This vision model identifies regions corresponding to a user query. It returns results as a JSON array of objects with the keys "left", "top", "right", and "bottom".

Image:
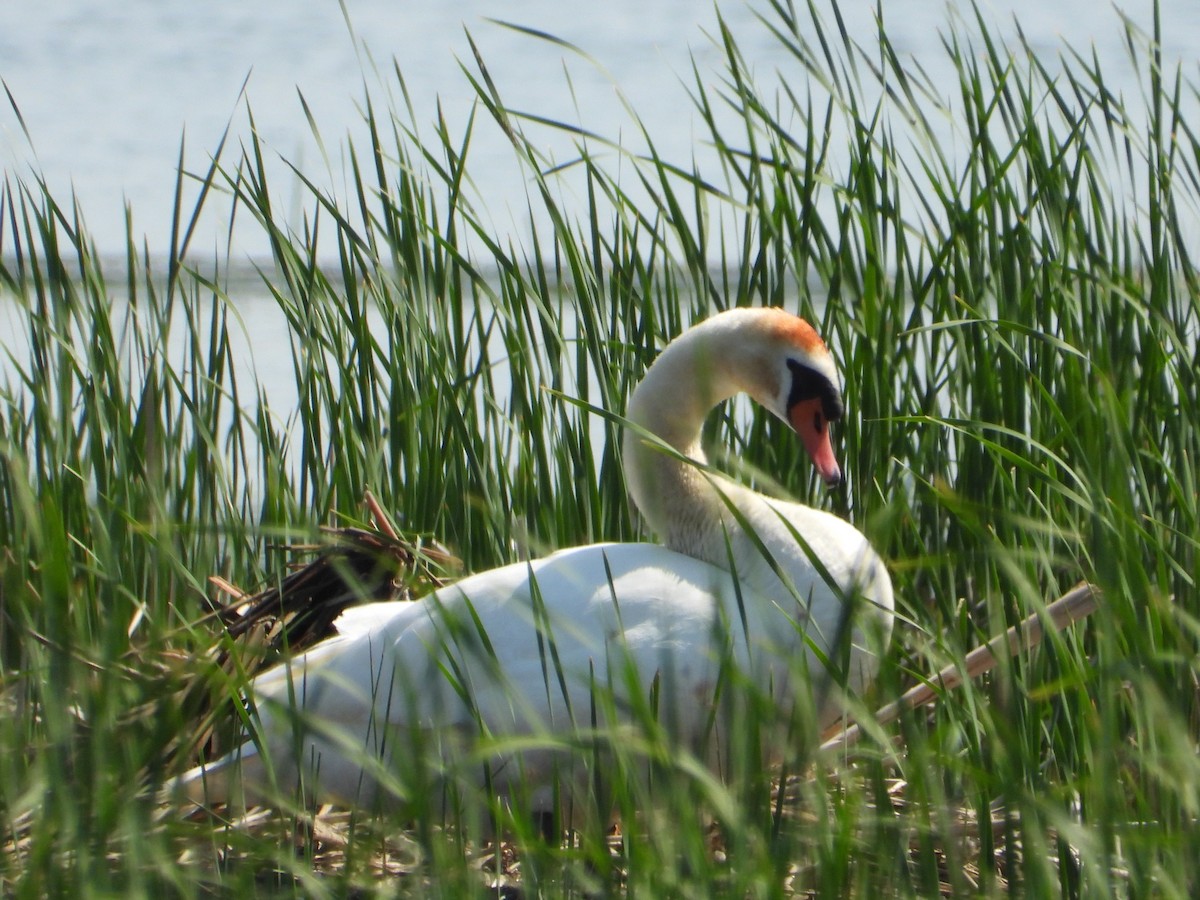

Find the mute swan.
[{"left": 178, "top": 307, "right": 894, "bottom": 819}]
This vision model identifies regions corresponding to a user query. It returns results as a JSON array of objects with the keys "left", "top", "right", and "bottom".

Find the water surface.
[{"left": 1, "top": 1, "right": 1192, "bottom": 262}]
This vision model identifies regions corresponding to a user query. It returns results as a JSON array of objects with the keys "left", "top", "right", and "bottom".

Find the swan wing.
[
  {"left": 195, "top": 542, "right": 877, "bottom": 809},
  {"left": 251, "top": 543, "right": 797, "bottom": 734}
]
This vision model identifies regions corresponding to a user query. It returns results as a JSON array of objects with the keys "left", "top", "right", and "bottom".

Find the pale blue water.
[{"left": 1, "top": 0, "right": 1195, "bottom": 262}]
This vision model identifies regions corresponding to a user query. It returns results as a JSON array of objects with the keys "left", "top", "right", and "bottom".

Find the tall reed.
[{"left": 0, "top": 0, "right": 1197, "bottom": 894}]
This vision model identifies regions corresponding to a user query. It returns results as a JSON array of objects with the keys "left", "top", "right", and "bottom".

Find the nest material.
[
  {"left": 212, "top": 527, "right": 438, "bottom": 655},
  {"left": 164, "top": 492, "right": 458, "bottom": 768},
  {"left": 209, "top": 493, "right": 457, "bottom": 659}
]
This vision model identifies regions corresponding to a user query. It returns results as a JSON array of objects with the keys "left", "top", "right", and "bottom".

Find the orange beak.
[{"left": 789, "top": 397, "right": 842, "bottom": 487}]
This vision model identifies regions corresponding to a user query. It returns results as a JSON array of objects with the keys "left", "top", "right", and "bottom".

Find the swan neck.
[
  {"left": 622, "top": 325, "right": 744, "bottom": 552},
  {"left": 628, "top": 325, "right": 742, "bottom": 450}
]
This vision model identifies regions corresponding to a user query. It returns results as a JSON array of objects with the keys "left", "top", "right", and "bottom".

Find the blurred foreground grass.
[{"left": 0, "top": 1, "right": 1197, "bottom": 895}]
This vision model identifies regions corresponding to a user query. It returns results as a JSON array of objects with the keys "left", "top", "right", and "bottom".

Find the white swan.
[{"left": 178, "top": 307, "right": 894, "bottom": 819}]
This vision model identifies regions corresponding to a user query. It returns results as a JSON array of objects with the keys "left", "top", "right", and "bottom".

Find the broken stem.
[{"left": 821, "top": 582, "right": 1100, "bottom": 753}]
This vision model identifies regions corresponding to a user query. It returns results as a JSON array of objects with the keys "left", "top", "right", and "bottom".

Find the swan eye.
[{"left": 785, "top": 358, "right": 844, "bottom": 422}]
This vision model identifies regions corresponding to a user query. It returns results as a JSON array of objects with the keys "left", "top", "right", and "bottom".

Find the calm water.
[{"left": 2, "top": 0, "right": 1196, "bottom": 262}]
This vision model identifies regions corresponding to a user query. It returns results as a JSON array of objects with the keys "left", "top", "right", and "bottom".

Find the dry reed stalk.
[{"left": 821, "top": 583, "right": 1101, "bottom": 753}]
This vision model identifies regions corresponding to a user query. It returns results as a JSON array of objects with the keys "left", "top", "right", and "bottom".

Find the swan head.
[
  {"left": 624, "top": 307, "right": 848, "bottom": 517},
  {"left": 731, "top": 308, "right": 845, "bottom": 487}
]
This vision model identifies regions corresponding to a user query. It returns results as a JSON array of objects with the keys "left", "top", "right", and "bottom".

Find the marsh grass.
[{"left": 1, "top": 0, "right": 1198, "bottom": 895}]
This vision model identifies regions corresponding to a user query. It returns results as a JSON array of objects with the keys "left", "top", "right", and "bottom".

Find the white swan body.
[{"left": 178, "top": 307, "right": 894, "bottom": 815}]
